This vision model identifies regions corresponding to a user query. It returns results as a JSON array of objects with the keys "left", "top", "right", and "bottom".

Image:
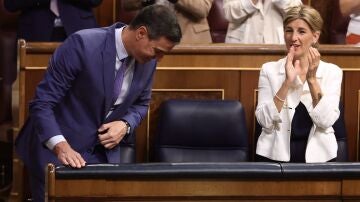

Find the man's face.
[{"left": 133, "top": 26, "right": 176, "bottom": 64}]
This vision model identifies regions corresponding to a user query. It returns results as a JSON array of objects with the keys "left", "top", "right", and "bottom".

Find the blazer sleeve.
[
  {"left": 272, "top": 0, "right": 303, "bottom": 14},
  {"left": 223, "top": 0, "right": 258, "bottom": 24},
  {"left": 120, "top": 61, "right": 157, "bottom": 134},
  {"left": 29, "top": 34, "right": 84, "bottom": 143},
  {"left": 308, "top": 63, "right": 343, "bottom": 129},
  {"left": 255, "top": 62, "right": 283, "bottom": 133}
]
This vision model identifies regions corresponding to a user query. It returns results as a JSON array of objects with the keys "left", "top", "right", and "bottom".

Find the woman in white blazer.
[{"left": 255, "top": 5, "right": 343, "bottom": 163}]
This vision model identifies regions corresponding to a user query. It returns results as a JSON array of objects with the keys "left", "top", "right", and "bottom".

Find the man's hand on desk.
[{"left": 53, "top": 141, "right": 86, "bottom": 168}]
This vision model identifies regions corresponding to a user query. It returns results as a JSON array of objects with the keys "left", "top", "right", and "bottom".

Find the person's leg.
[{"left": 28, "top": 172, "right": 45, "bottom": 202}]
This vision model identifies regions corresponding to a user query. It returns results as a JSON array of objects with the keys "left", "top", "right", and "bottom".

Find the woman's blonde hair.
[{"left": 284, "top": 5, "right": 323, "bottom": 47}]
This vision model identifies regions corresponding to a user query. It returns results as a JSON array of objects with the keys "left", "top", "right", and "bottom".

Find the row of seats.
[{"left": 119, "top": 99, "right": 348, "bottom": 163}]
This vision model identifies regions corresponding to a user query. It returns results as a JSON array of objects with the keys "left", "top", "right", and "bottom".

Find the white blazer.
[
  {"left": 223, "top": 0, "right": 302, "bottom": 44},
  {"left": 255, "top": 58, "right": 343, "bottom": 162}
]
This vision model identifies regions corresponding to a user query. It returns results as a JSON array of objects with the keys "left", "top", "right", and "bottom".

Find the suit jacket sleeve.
[
  {"left": 120, "top": 61, "right": 157, "bottom": 134},
  {"left": 255, "top": 62, "right": 282, "bottom": 133},
  {"left": 29, "top": 34, "right": 83, "bottom": 143},
  {"left": 308, "top": 63, "right": 342, "bottom": 129}
]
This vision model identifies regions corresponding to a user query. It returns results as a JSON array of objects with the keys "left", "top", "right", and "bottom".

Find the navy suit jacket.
[
  {"left": 4, "top": 0, "right": 102, "bottom": 41},
  {"left": 15, "top": 23, "right": 157, "bottom": 179}
]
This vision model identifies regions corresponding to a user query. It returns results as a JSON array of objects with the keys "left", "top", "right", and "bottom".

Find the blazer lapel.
[
  {"left": 102, "top": 23, "right": 123, "bottom": 118},
  {"left": 102, "top": 50, "right": 115, "bottom": 117}
]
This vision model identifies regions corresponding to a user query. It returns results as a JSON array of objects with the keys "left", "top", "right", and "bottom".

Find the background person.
[
  {"left": 339, "top": 0, "right": 360, "bottom": 45},
  {"left": 223, "top": 0, "right": 302, "bottom": 44},
  {"left": 4, "top": 0, "right": 103, "bottom": 41},
  {"left": 124, "top": 0, "right": 213, "bottom": 43}
]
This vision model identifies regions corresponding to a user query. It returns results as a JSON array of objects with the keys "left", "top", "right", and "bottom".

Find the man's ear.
[{"left": 135, "top": 26, "right": 148, "bottom": 41}]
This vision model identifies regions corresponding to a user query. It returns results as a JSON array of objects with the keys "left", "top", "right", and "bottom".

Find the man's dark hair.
[{"left": 129, "top": 4, "right": 182, "bottom": 43}]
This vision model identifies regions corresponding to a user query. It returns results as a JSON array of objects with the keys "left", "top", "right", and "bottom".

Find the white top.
[
  {"left": 255, "top": 58, "right": 343, "bottom": 162},
  {"left": 347, "top": 14, "right": 360, "bottom": 35}
]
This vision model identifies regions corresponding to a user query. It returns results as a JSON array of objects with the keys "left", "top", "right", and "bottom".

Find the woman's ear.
[
  {"left": 313, "top": 31, "right": 320, "bottom": 44},
  {"left": 311, "top": 31, "right": 320, "bottom": 48}
]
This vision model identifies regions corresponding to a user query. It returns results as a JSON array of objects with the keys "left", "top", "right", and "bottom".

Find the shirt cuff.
[{"left": 45, "top": 135, "right": 66, "bottom": 150}]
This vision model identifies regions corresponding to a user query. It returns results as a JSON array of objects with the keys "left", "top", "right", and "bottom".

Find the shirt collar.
[{"left": 115, "top": 26, "right": 129, "bottom": 61}]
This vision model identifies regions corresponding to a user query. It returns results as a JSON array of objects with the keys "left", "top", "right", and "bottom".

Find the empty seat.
[{"left": 152, "top": 99, "right": 249, "bottom": 162}]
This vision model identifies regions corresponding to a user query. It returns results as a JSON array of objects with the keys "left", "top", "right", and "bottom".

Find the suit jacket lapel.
[{"left": 102, "top": 23, "right": 125, "bottom": 119}]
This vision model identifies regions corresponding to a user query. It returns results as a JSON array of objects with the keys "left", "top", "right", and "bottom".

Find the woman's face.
[{"left": 284, "top": 19, "right": 320, "bottom": 60}]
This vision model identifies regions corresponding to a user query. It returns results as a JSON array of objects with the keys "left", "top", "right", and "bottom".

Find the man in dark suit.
[
  {"left": 15, "top": 5, "right": 182, "bottom": 201},
  {"left": 4, "top": 0, "right": 102, "bottom": 41}
]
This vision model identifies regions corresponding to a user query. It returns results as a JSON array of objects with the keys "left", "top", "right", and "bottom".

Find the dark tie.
[{"left": 113, "top": 57, "right": 129, "bottom": 102}]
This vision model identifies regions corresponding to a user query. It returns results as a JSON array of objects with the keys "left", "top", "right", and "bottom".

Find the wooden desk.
[
  {"left": 10, "top": 40, "right": 360, "bottom": 201},
  {"left": 46, "top": 162, "right": 360, "bottom": 202}
]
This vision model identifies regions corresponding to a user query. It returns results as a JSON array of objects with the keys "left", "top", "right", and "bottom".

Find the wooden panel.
[
  {"left": 12, "top": 42, "right": 360, "bottom": 201},
  {"left": 13, "top": 43, "right": 360, "bottom": 161},
  {"left": 53, "top": 179, "right": 341, "bottom": 198},
  {"left": 343, "top": 72, "right": 360, "bottom": 161},
  {"left": 94, "top": 0, "right": 115, "bottom": 27},
  {"left": 45, "top": 163, "right": 352, "bottom": 202},
  {"left": 342, "top": 179, "right": 360, "bottom": 197}
]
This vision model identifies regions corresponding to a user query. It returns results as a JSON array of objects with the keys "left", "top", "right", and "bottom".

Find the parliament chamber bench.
[
  {"left": 9, "top": 40, "right": 360, "bottom": 201},
  {"left": 47, "top": 162, "right": 360, "bottom": 201}
]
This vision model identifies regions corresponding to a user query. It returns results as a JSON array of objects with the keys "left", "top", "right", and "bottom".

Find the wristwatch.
[{"left": 124, "top": 121, "right": 131, "bottom": 135}]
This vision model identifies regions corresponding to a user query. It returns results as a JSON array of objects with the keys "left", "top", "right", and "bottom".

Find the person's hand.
[
  {"left": 53, "top": 141, "right": 86, "bottom": 168},
  {"left": 98, "top": 121, "right": 128, "bottom": 149},
  {"left": 306, "top": 47, "right": 320, "bottom": 83},
  {"left": 284, "top": 46, "right": 301, "bottom": 86},
  {"left": 252, "top": 0, "right": 259, "bottom": 4}
]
